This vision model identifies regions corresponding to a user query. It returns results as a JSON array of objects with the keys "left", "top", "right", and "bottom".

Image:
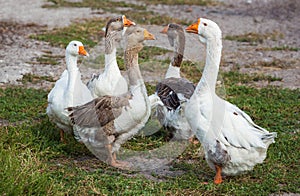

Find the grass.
[
  {"left": 30, "top": 18, "right": 106, "bottom": 48},
  {"left": 44, "top": 0, "right": 146, "bottom": 11},
  {"left": 257, "top": 45, "right": 299, "bottom": 52},
  {"left": 225, "top": 31, "right": 284, "bottom": 44},
  {"left": 43, "top": 0, "right": 190, "bottom": 26},
  {"left": 8, "top": 1, "right": 300, "bottom": 194},
  {"left": 20, "top": 73, "right": 55, "bottom": 84},
  {"left": 1, "top": 71, "right": 299, "bottom": 195},
  {"left": 139, "top": 0, "right": 218, "bottom": 6},
  {"left": 245, "top": 59, "right": 297, "bottom": 69}
]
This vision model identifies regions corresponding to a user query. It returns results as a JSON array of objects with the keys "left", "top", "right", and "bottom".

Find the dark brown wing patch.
[{"left": 156, "top": 77, "right": 195, "bottom": 111}]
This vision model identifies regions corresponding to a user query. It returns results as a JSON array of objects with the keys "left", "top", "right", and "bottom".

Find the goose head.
[
  {"left": 161, "top": 23, "right": 185, "bottom": 50},
  {"left": 66, "top": 40, "right": 89, "bottom": 57},
  {"left": 186, "top": 18, "right": 222, "bottom": 43},
  {"left": 105, "top": 15, "right": 135, "bottom": 37},
  {"left": 124, "top": 26, "right": 156, "bottom": 51}
]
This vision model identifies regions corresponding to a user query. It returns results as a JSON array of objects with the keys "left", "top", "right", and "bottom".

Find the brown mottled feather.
[{"left": 67, "top": 92, "right": 132, "bottom": 128}]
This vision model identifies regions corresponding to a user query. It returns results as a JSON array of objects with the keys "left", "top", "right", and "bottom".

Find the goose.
[
  {"left": 149, "top": 24, "right": 195, "bottom": 141},
  {"left": 46, "top": 40, "right": 92, "bottom": 142},
  {"left": 185, "top": 18, "right": 277, "bottom": 184},
  {"left": 87, "top": 15, "right": 135, "bottom": 98},
  {"left": 67, "top": 27, "right": 155, "bottom": 168}
]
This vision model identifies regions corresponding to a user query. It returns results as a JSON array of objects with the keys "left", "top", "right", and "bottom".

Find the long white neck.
[
  {"left": 165, "top": 34, "right": 184, "bottom": 79},
  {"left": 196, "top": 37, "right": 222, "bottom": 93},
  {"left": 104, "top": 48, "right": 121, "bottom": 75},
  {"left": 65, "top": 53, "right": 79, "bottom": 105},
  {"left": 104, "top": 31, "right": 121, "bottom": 75},
  {"left": 165, "top": 63, "right": 180, "bottom": 78}
]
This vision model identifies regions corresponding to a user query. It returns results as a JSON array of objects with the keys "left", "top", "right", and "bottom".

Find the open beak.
[
  {"left": 186, "top": 19, "right": 199, "bottom": 34},
  {"left": 160, "top": 25, "right": 169, "bottom": 34},
  {"left": 144, "top": 30, "right": 156, "bottom": 40},
  {"left": 123, "top": 15, "right": 136, "bottom": 27},
  {"left": 78, "top": 46, "right": 89, "bottom": 57}
]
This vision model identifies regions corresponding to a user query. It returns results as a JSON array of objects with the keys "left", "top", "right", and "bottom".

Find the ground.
[
  {"left": 0, "top": 0, "right": 299, "bottom": 89},
  {"left": 0, "top": 0, "right": 299, "bottom": 194}
]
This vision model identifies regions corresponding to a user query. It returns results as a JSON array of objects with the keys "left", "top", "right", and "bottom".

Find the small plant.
[
  {"left": 257, "top": 46, "right": 299, "bottom": 52},
  {"left": 30, "top": 18, "right": 106, "bottom": 48},
  {"left": 20, "top": 73, "right": 55, "bottom": 84},
  {"left": 225, "top": 31, "right": 284, "bottom": 44},
  {"left": 139, "top": 0, "right": 218, "bottom": 6},
  {"left": 43, "top": 0, "right": 146, "bottom": 11}
]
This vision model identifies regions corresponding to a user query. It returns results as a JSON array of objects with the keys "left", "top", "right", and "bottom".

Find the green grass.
[
  {"left": 43, "top": 0, "right": 190, "bottom": 26},
  {"left": 5, "top": 2, "right": 300, "bottom": 194},
  {"left": 0, "top": 71, "right": 299, "bottom": 195},
  {"left": 258, "top": 45, "right": 299, "bottom": 52},
  {"left": 139, "top": 0, "right": 218, "bottom": 6},
  {"left": 44, "top": 0, "right": 146, "bottom": 11},
  {"left": 30, "top": 18, "right": 106, "bottom": 48},
  {"left": 225, "top": 31, "right": 284, "bottom": 44},
  {"left": 20, "top": 73, "right": 55, "bottom": 84}
]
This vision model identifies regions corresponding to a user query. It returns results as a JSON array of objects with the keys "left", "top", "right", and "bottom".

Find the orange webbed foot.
[{"left": 214, "top": 165, "right": 223, "bottom": 184}]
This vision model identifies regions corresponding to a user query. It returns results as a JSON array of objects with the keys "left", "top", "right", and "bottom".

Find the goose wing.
[
  {"left": 215, "top": 100, "right": 276, "bottom": 150},
  {"left": 156, "top": 77, "right": 195, "bottom": 110},
  {"left": 67, "top": 93, "right": 132, "bottom": 128}
]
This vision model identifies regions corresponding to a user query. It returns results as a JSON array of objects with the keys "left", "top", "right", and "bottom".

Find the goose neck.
[
  {"left": 196, "top": 37, "right": 222, "bottom": 93},
  {"left": 125, "top": 45, "right": 143, "bottom": 86},
  {"left": 104, "top": 48, "right": 120, "bottom": 74},
  {"left": 65, "top": 53, "right": 78, "bottom": 72},
  {"left": 105, "top": 31, "right": 118, "bottom": 55},
  {"left": 65, "top": 53, "right": 79, "bottom": 104},
  {"left": 171, "top": 34, "right": 185, "bottom": 68}
]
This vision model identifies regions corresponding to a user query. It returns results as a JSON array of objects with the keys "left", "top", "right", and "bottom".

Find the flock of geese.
[{"left": 46, "top": 15, "right": 277, "bottom": 184}]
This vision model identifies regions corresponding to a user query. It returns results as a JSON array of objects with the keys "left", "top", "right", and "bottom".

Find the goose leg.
[
  {"left": 60, "top": 130, "right": 66, "bottom": 143},
  {"left": 214, "top": 165, "right": 223, "bottom": 184},
  {"left": 106, "top": 145, "right": 129, "bottom": 169}
]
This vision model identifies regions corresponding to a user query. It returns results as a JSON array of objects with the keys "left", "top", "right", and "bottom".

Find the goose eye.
[
  {"left": 203, "top": 23, "right": 207, "bottom": 26},
  {"left": 74, "top": 43, "right": 77, "bottom": 46},
  {"left": 117, "top": 18, "right": 120, "bottom": 22}
]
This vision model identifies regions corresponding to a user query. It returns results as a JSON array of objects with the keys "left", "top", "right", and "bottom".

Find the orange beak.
[
  {"left": 78, "top": 46, "right": 89, "bottom": 56},
  {"left": 123, "top": 15, "right": 136, "bottom": 27},
  {"left": 186, "top": 18, "right": 200, "bottom": 34},
  {"left": 144, "top": 30, "right": 156, "bottom": 40},
  {"left": 160, "top": 25, "right": 169, "bottom": 34}
]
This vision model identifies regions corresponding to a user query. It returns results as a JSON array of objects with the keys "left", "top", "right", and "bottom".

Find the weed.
[
  {"left": 20, "top": 73, "right": 55, "bottom": 84},
  {"left": 139, "top": 0, "right": 218, "bottom": 6},
  {"left": 257, "top": 46, "right": 299, "bottom": 52},
  {"left": 225, "top": 31, "right": 284, "bottom": 44},
  {"left": 30, "top": 18, "right": 106, "bottom": 48},
  {"left": 44, "top": 0, "right": 146, "bottom": 11}
]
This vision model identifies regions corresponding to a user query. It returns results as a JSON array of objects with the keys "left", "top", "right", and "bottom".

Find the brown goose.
[{"left": 67, "top": 26, "right": 155, "bottom": 168}]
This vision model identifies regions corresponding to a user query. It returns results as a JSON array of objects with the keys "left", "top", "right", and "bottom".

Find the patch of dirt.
[{"left": 1, "top": 0, "right": 299, "bottom": 89}]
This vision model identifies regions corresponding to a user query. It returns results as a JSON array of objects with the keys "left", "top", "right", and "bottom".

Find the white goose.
[
  {"left": 150, "top": 24, "right": 195, "bottom": 141},
  {"left": 87, "top": 15, "right": 135, "bottom": 98},
  {"left": 46, "top": 40, "right": 92, "bottom": 142},
  {"left": 185, "top": 18, "right": 277, "bottom": 184},
  {"left": 67, "top": 27, "right": 155, "bottom": 168}
]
